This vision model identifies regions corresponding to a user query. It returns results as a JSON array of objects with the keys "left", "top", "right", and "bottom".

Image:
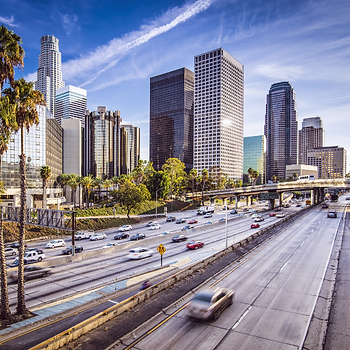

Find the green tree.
[
  {"left": 235, "top": 179, "right": 243, "bottom": 188},
  {"left": 57, "top": 173, "right": 71, "bottom": 198},
  {"left": 111, "top": 180, "right": 150, "bottom": 218},
  {"left": 146, "top": 170, "right": 170, "bottom": 200},
  {"left": 271, "top": 175, "right": 277, "bottom": 183},
  {"left": 67, "top": 174, "right": 78, "bottom": 209},
  {"left": 162, "top": 158, "right": 186, "bottom": 198},
  {"left": 251, "top": 170, "right": 259, "bottom": 186},
  {"left": 102, "top": 178, "right": 112, "bottom": 203},
  {"left": 93, "top": 177, "right": 102, "bottom": 203},
  {"left": 188, "top": 168, "right": 198, "bottom": 207},
  {"left": 131, "top": 159, "right": 148, "bottom": 185},
  {"left": 40, "top": 165, "right": 51, "bottom": 209},
  {"left": 3, "top": 77, "right": 45, "bottom": 316},
  {"left": 81, "top": 175, "right": 94, "bottom": 209},
  {"left": 293, "top": 172, "right": 298, "bottom": 180},
  {"left": 201, "top": 168, "right": 209, "bottom": 205}
]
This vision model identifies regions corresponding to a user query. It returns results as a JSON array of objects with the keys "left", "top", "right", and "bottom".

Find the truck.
[
  {"left": 197, "top": 206, "right": 215, "bottom": 215},
  {"left": 331, "top": 194, "right": 338, "bottom": 202},
  {"left": 74, "top": 230, "right": 93, "bottom": 240},
  {"left": 305, "top": 199, "right": 311, "bottom": 206},
  {"left": 11, "top": 250, "right": 46, "bottom": 266}
]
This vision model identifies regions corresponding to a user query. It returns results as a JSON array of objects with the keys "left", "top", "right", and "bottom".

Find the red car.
[
  {"left": 269, "top": 212, "right": 276, "bottom": 217},
  {"left": 251, "top": 223, "right": 260, "bottom": 229},
  {"left": 188, "top": 219, "right": 198, "bottom": 224},
  {"left": 187, "top": 241, "right": 204, "bottom": 249}
]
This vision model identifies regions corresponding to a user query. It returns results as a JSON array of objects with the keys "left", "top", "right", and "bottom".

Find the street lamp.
[
  {"left": 155, "top": 187, "right": 164, "bottom": 218},
  {"left": 225, "top": 198, "right": 228, "bottom": 248}
]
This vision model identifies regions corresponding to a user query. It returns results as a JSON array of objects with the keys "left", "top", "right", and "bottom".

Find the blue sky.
[{"left": 2, "top": 0, "right": 350, "bottom": 168}]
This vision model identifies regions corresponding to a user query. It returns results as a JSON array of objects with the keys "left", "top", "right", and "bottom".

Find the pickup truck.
[
  {"left": 74, "top": 231, "right": 93, "bottom": 240},
  {"left": 11, "top": 250, "right": 46, "bottom": 266}
]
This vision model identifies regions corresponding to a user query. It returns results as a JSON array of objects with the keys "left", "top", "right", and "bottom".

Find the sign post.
[{"left": 157, "top": 244, "right": 166, "bottom": 266}]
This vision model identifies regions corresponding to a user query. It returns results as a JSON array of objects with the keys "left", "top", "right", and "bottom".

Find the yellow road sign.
[{"left": 157, "top": 244, "right": 166, "bottom": 255}]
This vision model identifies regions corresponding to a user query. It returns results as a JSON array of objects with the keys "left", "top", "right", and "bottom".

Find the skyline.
[{"left": 2, "top": 0, "right": 349, "bottom": 171}]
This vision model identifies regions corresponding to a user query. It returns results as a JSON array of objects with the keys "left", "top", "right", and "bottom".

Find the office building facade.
[
  {"left": 264, "top": 81, "right": 298, "bottom": 181},
  {"left": 307, "top": 146, "right": 347, "bottom": 179},
  {"left": 150, "top": 68, "right": 194, "bottom": 171},
  {"left": 298, "top": 116, "right": 324, "bottom": 165},
  {"left": 84, "top": 107, "right": 121, "bottom": 178},
  {"left": 55, "top": 85, "right": 87, "bottom": 125},
  {"left": 193, "top": 48, "right": 244, "bottom": 180},
  {"left": 35, "top": 35, "right": 65, "bottom": 116},
  {"left": 120, "top": 125, "right": 140, "bottom": 175},
  {"left": 243, "top": 135, "right": 266, "bottom": 185}
]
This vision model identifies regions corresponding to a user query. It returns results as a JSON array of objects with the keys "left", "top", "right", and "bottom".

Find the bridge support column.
[
  {"left": 279, "top": 193, "right": 283, "bottom": 207},
  {"left": 246, "top": 195, "right": 251, "bottom": 207},
  {"left": 268, "top": 199, "right": 275, "bottom": 209},
  {"left": 235, "top": 195, "right": 241, "bottom": 209},
  {"left": 250, "top": 196, "right": 254, "bottom": 205},
  {"left": 319, "top": 188, "right": 325, "bottom": 202},
  {"left": 310, "top": 190, "right": 315, "bottom": 205}
]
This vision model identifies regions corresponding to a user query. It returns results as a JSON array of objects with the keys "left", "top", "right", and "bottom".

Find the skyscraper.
[
  {"left": 298, "top": 116, "right": 324, "bottom": 165},
  {"left": 120, "top": 125, "right": 140, "bottom": 175},
  {"left": 36, "top": 35, "right": 65, "bottom": 115},
  {"left": 193, "top": 48, "right": 244, "bottom": 180},
  {"left": 150, "top": 68, "right": 194, "bottom": 171},
  {"left": 55, "top": 85, "right": 87, "bottom": 125},
  {"left": 264, "top": 81, "right": 298, "bottom": 180}
]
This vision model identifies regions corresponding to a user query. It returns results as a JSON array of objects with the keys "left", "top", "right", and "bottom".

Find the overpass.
[{"left": 187, "top": 178, "right": 350, "bottom": 209}]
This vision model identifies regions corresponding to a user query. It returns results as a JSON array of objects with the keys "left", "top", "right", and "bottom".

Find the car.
[
  {"left": 114, "top": 232, "right": 129, "bottom": 240},
  {"left": 269, "top": 212, "right": 276, "bottom": 217},
  {"left": 346, "top": 197, "right": 350, "bottom": 200},
  {"left": 130, "top": 233, "right": 146, "bottom": 240},
  {"left": 276, "top": 213, "right": 285, "bottom": 218},
  {"left": 187, "top": 287, "right": 234, "bottom": 320},
  {"left": 284, "top": 204, "right": 290, "bottom": 208},
  {"left": 172, "top": 234, "right": 188, "bottom": 242},
  {"left": 119, "top": 225, "right": 132, "bottom": 232},
  {"left": 188, "top": 219, "right": 198, "bottom": 224},
  {"left": 222, "top": 206, "right": 230, "bottom": 210},
  {"left": 166, "top": 216, "right": 176, "bottom": 222},
  {"left": 251, "top": 223, "right": 260, "bottom": 228},
  {"left": 127, "top": 247, "right": 154, "bottom": 259},
  {"left": 242, "top": 208, "right": 249, "bottom": 212},
  {"left": 74, "top": 231, "right": 93, "bottom": 240},
  {"left": 327, "top": 211, "right": 337, "bottom": 218},
  {"left": 9, "top": 265, "right": 52, "bottom": 282},
  {"left": 146, "top": 221, "right": 158, "bottom": 227},
  {"left": 46, "top": 239, "right": 65, "bottom": 248},
  {"left": 62, "top": 245, "right": 84, "bottom": 255},
  {"left": 149, "top": 223, "right": 162, "bottom": 230},
  {"left": 219, "top": 218, "right": 226, "bottom": 223},
  {"left": 90, "top": 233, "right": 107, "bottom": 241},
  {"left": 274, "top": 207, "right": 282, "bottom": 211},
  {"left": 230, "top": 209, "right": 238, "bottom": 214},
  {"left": 322, "top": 204, "right": 329, "bottom": 208},
  {"left": 176, "top": 218, "right": 186, "bottom": 224},
  {"left": 203, "top": 213, "right": 212, "bottom": 218},
  {"left": 187, "top": 241, "right": 204, "bottom": 249},
  {"left": 9, "top": 242, "right": 27, "bottom": 249},
  {"left": 161, "top": 231, "right": 170, "bottom": 235},
  {"left": 182, "top": 225, "right": 194, "bottom": 231},
  {"left": 251, "top": 214, "right": 260, "bottom": 219},
  {"left": 102, "top": 242, "right": 119, "bottom": 249},
  {"left": 205, "top": 221, "right": 213, "bottom": 225},
  {"left": 254, "top": 216, "right": 264, "bottom": 222},
  {"left": 296, "top": 203, "right": 302, "bottom": 207},
  {"left": 5, "top": 247, "right": 17, "bottom": 257}
]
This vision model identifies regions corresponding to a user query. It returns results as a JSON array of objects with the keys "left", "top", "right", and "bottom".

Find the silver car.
[
  {"left": 5, "top": 247, "right": 17, "bottom": 257},
  {"left": 90, "top": 233, "right": 107, "bottom": 241}
]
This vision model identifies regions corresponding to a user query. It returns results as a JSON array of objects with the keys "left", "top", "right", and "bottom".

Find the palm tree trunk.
[
  {"left": 42, "top": 180, "right": 47, "bottom": 209},
  {"left": 17, "top": 127, "right": 28, "bottom": 315}
]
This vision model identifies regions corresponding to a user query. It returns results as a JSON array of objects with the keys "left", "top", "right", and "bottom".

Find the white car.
[
  {"left": 276, "top": 213, "right": 285, "bottom": 218},
  {"left": 46, "top": 239, "right": 65, "bottom": 248},
  {"left": 90, "top": 233, "right": 107, "bottom": 241},
  {"left": 127, "top": 247, "right": 154, "bottom": 260},
  {"left": 251, "top": 213, "right": 260, "bottom": 219},
  {"left": 149, "top": 224, "right": 161, "bottom": 230},
  {"left": 5, "top": 247, "right": 17, "bottom": 257},
  {"left": 203, "top": 213, "right": 212, "bottom": 218},
  {"left": 102, "top": 242, "right": 119, "bottom": 249},
  {"left": 119, "top": 225, "right": 132, "bottom": 232}
]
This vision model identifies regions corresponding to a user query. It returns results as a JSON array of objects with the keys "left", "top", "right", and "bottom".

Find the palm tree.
[
  {"left": 81, "top": 175, "right": 94, "bottom": 209},
  {"left": 3, "top": 78, "right": 45, "bottom": 316},
  {"left": 189, "top": 169, "right": 197, "bottom": 208},
  {"left": 67, "top": 174, "right": 78, "bottom": 209},
  {"left": 57, "top": 173, "right": 71, "bottom": 198},
  {"left": 102, "top": 179, "right": 112, "bottom": 203},
  {"left": 252, "top": 170, "right": 259, "bottom": 186},
  {"left": 40, "top": 165, "right": 51, "bottom": 209},
  {"left": 93, "top": 177, "right": 102, "bottom": 203},
  {"left": 201, "top": 168, "right": 209, "bottom": 205},
  {"left": 0, "top": 24, "right": 24, "bottom": 322}
]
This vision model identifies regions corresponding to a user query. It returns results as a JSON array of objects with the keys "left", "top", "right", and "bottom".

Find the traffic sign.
[
  {"left": 259, "top": 192, "right": 279, "bottom": 200},
  {"left": 157, "top": 244, "right": 166, "bottom": 255}
]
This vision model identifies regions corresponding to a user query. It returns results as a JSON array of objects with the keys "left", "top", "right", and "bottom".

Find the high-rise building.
[
  {"left": 120, "top": 125, "right": 140, "bottom": 175},
  {"left": 55, "top": 85, "right": 87, "bottom": 126},
  {"left": 193, "top": 48, "right": 244, "bottom": 180},
  {"left": 84, "top": 107, "right": 121, "bottom": 178},
  {"left": 243, "top": 135, "right": 266, "bottom": 185},
  {"left": 307, "top": 146, "right": 347, "bottom": 179},
  {"left": 36, "top": 35, "right": 65, "bottom": 116},
  {"left": 298, "top": 116, "right": 324, "bottom": 165},
  {"left": 264, "top": 81, "right": 298, "bottom": 180},
  {"left": 149, "top": 68, "right": 194, "bottom": 171}
]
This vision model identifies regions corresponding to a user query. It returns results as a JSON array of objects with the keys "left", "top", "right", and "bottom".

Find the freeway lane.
[{"left": 112, "top": 202, "right": 344, "bottom": 350}]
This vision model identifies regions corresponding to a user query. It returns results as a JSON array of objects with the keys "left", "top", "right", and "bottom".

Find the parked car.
[
  {"left": 46, "top": 239, "right": 65, "bottom": 248},
  {"left": 166, "top": 216, "right": 176, "bottom": 222},
  {"left": 127, "top": 247, "right": 154, "bottom": 259},
  {"left": 5, "top": 247, "right": 17, "bottom": 257},
  {"left": 203, "top": 213, "right": 212, "bottom": 218},
  {"left": 114, "top": 232, "right": 129, "bottom": 240},
  {"left": 176, "top": 218, "right": 186, "bottom": 224},
  {"left": 187, "top": 241, "right": 204, "bottom": 249},
  {"left": 182, "top": 225, "right": 194, "bottom": 231},
  {"left": 62, "top": 245, "right": 83, "bottom": 255},
  {"left": 251, "top": 223, "right": 260, "bottom": 228},
  {"left": 90, "top": 233, "right": 107, "bottom": 241},
  {"left": 130, "top": 233, "right": 146, "bottom": 240},
  {"left": 230, "top": 209, "right": 238, "bottom": 214},
  {"left": 187, "top": 287, "right": 234, "bottom": 320},
  {"left": 254, "top": 216, "right": 264, "bottom": 222},
  {"left": 276, "top": 213, "right": 285, "bottom": 218},
  {"left": 119, "top": 225, "right": 132, "bottom": 232},
  {"left": 149, "top": 223, "right": 161, "bottom": 230},
  {"left": 188, "top": 219, "right": 198, "bottom": 224},
  {"left": 269, "top": 212, "right": 276, "bottom": 217},
  {"left": 9, "top": 265, "right": 52, "bottom": 282},
  {"left": 322, "top": 204, "right": 329, "bottom": 208},
  {"left": 172, "top": 234, "right": 187, "bottom": 242},
  {"left": 102, "top": 242, "right": 119, "bottom": 249},
  {"left": 327, "top": 211, "right": 337, "bottom": 218}
]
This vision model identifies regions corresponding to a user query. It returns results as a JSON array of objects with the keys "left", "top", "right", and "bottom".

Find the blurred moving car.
[
  {"left": 119, "top": 225, "right": 132, "bottom": 232},
  {"left": 166, "top": 216, "right": 176, "bottom": 222},
  {"left": 274, "top": 207, "right": 282, "bottom": 212},
  {"left": 187, "top": 287, "right": 234, "bottom": 320},
  {"left": 203, "top": 213, "right": 212, "bottom": 218},
  {"left": 176, "top": 218, "right": 186, "bottom": 224},
  {"left": 102, "top": 242, "right": 119, "bottom": 249},
  {"left": 46, "top": 239, "right": 65, "bottom": 248},
  {"left": 269, "top": 213, "right": 276, "bottom": 217},
  {"left": 254, "top": 216, "right": 264, "bottom": 222},
  {"left": 230, "top": 209, "right": 238, "bottom": 214},
  {"left": 149, "top": 223, "right": 161, "bottom": 230},
  {"left": 9, "top": 242, "right": 27, "bottom": 249},
  {"left": 9, "top": 265, "right": 52, "bottom": 282},
  {"left": 204, "top": 221, "right": 212, "bottom": 225},
  {"left": 114, "top": 232, "right": 129, "bottom": 240},
  {"left": 219, "top": 218, "right": 226, "bottom": 223},
  {"left": 327, "top": 211, "right": 337, "bottom": 218},
  {"left": 172, "top": 234, "right": 187, "bottom": 242},
  {"left": 74, "top": 231, "right": 93, "bottom": 240},
  {"left": 187, "top": 241, "right": 204, "bottom": 249},
  {"left": 276, "top": 213, "right": 285, "bottom": 218},
  {"left": 5, "top": 247, "right": 17, "bottom": 257},
  {"left": 322, "top": 204, "right": 329, "bottom": 208},
  {"left": 251, "top": 223, "right": 260, "bottom": 228},
  {"left": 188, "top": 219, "right": 198, "bottom": 224},
  {"left": 127, "top": 247, "right": 154, "bottom": 259},
  {"left": 130, "top": 233, "right": 146, "bottom": 240},
  {"left": 182, "top": 225, "right": 194, "bottom": 231},
  {"left": 90, "top": 233, "right": 107, "bottom": 241},
  {"left": 62, "top": 246, "right": 83, "bottom": 255}
]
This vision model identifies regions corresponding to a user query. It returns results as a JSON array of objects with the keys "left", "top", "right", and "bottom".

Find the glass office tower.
[{"left": 120, "top": 125, "right": 140, "bottom": 175}]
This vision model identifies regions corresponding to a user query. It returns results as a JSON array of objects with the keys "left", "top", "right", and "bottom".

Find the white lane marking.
[
  {"left": 232, "top": 306, "right": 251, "bottom": 329},
  {"left": 280, "top": 262, "right": 288, "bottom": 271},
  {"left": 108, "top": 300, "right": 119, "bottom": 305}
]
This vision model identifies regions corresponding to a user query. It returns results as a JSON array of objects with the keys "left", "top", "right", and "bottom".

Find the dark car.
[
  {"left": 176, "top": 218, "right": 186, "bottom": 224},
  {"left": 182, "top": 225, "right": 194, "bottom": 231},
  {"left": 172, "top": 234, "right": 187, "bottom": 242},
  {"left": 322, "top": 204, "right": 329, "bottom": 208},
  {"left": 114, "top": 232, "right": 129, "bottom": 240},
  {"left": 130, "top": 233, "right": 146, "bottom": 241},
  {"left": 166, "top": 216, "right": 176, "bottom": 222},
  {"left": 10, "top": 265, "right": 52, "bottom": 282},
  {"left": 230, "top": 209, "right": 238, "bottom": 214},
  {"left": 274, "top": 207, "right": 282, "bottom": 211},
  {"left": 62, "top": 246, "right": 83, "bottom": 255},
  {"left": 10, "top": 242, "right": 27, "bottom": 249}
]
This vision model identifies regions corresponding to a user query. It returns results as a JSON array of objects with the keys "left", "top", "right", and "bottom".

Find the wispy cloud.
[
  {"left": 61, "top": 0, "right": 215, "bottom": 88},
  {"left": 60, "top": 13, "right": 80, "bottom": 35},
  {"left": 255, "top": 63, "right": 305, "bottom": 81},
  {"left": 0, "top": 15, "right": 19, "bottom": 27}
]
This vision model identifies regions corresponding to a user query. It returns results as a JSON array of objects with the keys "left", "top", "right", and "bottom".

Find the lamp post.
[
  {"left": 225, "top": 198, "right": 228, "bottom": 248},
  {"left": 155, "top": 187, "right": 164, "bottom": 218}
]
